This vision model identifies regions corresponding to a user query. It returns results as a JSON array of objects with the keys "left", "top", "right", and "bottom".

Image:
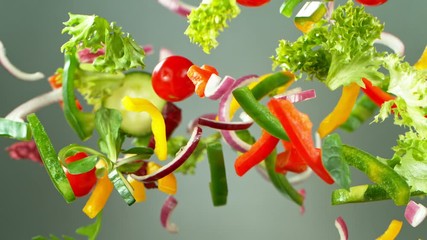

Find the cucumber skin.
[
  {"left": 108, "top": 169, "right": 135, "bottom": 206},
  {"left": 103, "top": 71, "right": 166, "bottom": 137}
]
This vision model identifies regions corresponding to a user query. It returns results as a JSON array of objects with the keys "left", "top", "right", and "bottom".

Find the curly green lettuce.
[
  {"left": 61, "top": 13, "right": 145, "bottom": 73},
  {"left": 185, "top": 0, "right": 240, "bottom": 54},
  {"left": 272, "top": 0, "right": 385, "bottom": 90}
]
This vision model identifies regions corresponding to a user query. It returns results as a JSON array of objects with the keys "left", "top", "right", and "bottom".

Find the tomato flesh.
[
  {"left": 355, "top": 0, "right": 387, "bottom": 6},
  {"left": 65, "top": 152, "right": 97, "bottom": 197},
  {"left": 152, "top": 56, "right": 195, "bottom": 102},
  {"left": 237, "top": 0, "right": 270, "bottom": 7}
]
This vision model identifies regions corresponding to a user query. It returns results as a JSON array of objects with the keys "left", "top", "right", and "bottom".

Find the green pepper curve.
[
  {"left": 341, "top": 145, "right": 410, "bottom": 206},
  {"left": 0, "top": 118, "right": 31, "bottom": 140},
  {"left": 265, "top": 150, "right": 304, "bottom": 206},
  {"left": 280, "top": 0, "right": 303, "bottom": 18},
  {"left": 232, "top": 87, "right": 289, "bottom": 141},
  {"left": 340, "top": 95, "right": 378, "bottom": 132},
  {"left": 207, "top": 141, "right": 228, "bottom": 207},
  {"left": 63, "top": 53, "right": 95, "bottom": 141},
  {"left": 250, "top": 71, "right": 293, "bottom": 99},
  {"left": 27, "top": 113, "right": 75, "bottom": 203}
]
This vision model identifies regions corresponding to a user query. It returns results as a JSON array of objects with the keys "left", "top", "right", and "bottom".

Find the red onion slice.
[
  {"left": 299, "top": 189, "right": 306, "bottom": 215},
  {"left": 375, "top": 32, "right": 405, "bottom": 57},
  {"left": 218, "top": 74, "right": 259, "bottom": 152},
  {"left": 158, "top": 0, "right": 194, "bottom": 17},
  {"left": 0, "top": 41, "right": 44, "bottom": 81},
  {"left": 274, "top": 89, "right": 316, "bottom": 103},
  {"left": 205, "top": 75, "right": 236, "bottom": 100},
  {"left": 335, "top": 216, "right": 349, "bottom": 240},
  {"left": 142, "top": 44, "right": 154, "bottom": 56},
  {"left": 131, "top": 126, "right": 202, "bottom": 182},
  {"left": 405, "top": 200, "right": 427, "bottom": 227},
  {"left": 160, "top": 195, "right": 179, "bottom": 233},
  {"left": 198, "top": 116, "right": 253, "bottom": 130}
]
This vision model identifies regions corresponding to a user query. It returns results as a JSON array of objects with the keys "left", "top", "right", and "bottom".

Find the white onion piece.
[
  {"left": 0, "top": 40, "right": 44, "bottom": 81},
  {"left": 405, "top": 200, "right": 427, "bottom": 227},
  {"left": 159, "top": 48, "right": 174, "bottom": 61},
  {"left": 335, "top": 216, "right": 349, "bottom": 240},
  {"left": 160, "top": 195, "right": 179, "bottom": 233},
  {"left": 375, "top": 32, "right": 405, "bottom": 57},
  {"left": 198, "top": 116, "right": 253, "bottom": 131},
  {"left": 274, "top": 89, "right": 316, "bottom": 103},
  {"left": 205, "top": 75, "right": 236, "bottom": 100},
  {"left": 239, "top": 111, "right": 253, "bottom": 123},
  {"left": 288, "top": 168, "right": 313, "bottom": 185},
  {"left": 131, "top": 126, "right": 202, "bottom": 182},
  {"left": 158, "top": 0, "right": 194, "bottom": 17},
  {"left": 6, "top": 88, "right": 63, "bottom": 122},
  {"left": 218, "top": 74, "right": 259, "bottom": 152}
]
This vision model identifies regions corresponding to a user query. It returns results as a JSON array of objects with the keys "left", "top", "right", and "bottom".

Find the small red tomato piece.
[
  {"left": 152, "top": 55, "right": 195, "bottom": 102},
  {"left": 65, "top": 152, "right": 97, "bottom": 197},
  {"left": 237, "top": 0, "right": 270, "bottom": 7},
  {"left": 355, "top": 0, "right": 387, "bottom": 6}
]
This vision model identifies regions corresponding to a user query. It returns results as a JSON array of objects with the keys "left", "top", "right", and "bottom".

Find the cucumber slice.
[
  {"left": 103, "top": 71, "right": 166, "bottom": 137},
  {"left": 108, "top": 169, "right": 135, "bottom": 205}
]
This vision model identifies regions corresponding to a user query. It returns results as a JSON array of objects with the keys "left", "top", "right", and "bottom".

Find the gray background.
[{"left": 0, "top": 0, "right": 426, "bottom": 239}]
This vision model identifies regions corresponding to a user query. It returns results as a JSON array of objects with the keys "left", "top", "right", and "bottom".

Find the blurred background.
[{"left": 0, "top": 0, "right": 426, "bottom": 239}]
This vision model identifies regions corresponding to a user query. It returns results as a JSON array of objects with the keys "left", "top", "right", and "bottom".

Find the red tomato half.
[
  {"left": 237, "top": 0, "right": 270, "bottom": 7},
  {"left": 152, "top": 55, "right": 195, "bottom": 102},
  {"left": 65, "top": 152, "right": 97, "bottom": 197},
  {"left": 356, "top": 0, "right": 387, "bottom": 6}
]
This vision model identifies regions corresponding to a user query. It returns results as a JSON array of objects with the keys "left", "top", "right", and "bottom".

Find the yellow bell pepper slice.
[
  {"left": 376, "top": 219, "right": 403, "bottom": 240},
  {"left": 147, "top": 161, "right": 177, "bottom": 195},
  {"left": 122, "top": 96, "right": 167, "bottom": 160},
  {"left": 414, "top": 45, "right": 427, "bottom": 70},
  {"left": 82, "top": 174, "right": 114, "bottom": 219},
  {"left": 127, "top": 176, "right": 147, "bottom": 203},
  {"left": 318, "top": 83, "right": 360, "bottom": 138}
]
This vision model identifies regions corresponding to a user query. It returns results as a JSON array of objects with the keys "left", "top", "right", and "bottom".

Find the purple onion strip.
[{"left": 160, "top": 195, "right": 179, "bottom": 233}]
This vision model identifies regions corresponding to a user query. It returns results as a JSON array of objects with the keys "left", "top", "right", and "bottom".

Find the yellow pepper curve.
[
  {"left": 147, "top": 161, "right": 177, "bottom": 195},
  {"left": 82, "top": 174, "right": 114, "bottom": 219},
  {"left": 376, "top": 219, "right": 403, "bottom": 240}
]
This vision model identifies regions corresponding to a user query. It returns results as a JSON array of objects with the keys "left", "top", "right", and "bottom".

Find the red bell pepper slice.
[
  {"left": 276, "top": 141, "right": 308, "bottom": 174},
  {"left": 268, "top": 98, "right": 334, "bottom": 184},
  {"left": 361, "top": 78, "right": 395, "bottom": 107},
  {"left": 234, "top": 130, "right": 279, "bottom": 176}
]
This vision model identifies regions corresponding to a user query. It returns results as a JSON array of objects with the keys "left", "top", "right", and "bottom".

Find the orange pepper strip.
[
  {"left": 187, "top": 64, "right": 218, "bottom": 97},
  {"left": 146, "top": 161, "right": 177, "bottom": 195},
  {"left": 127, "top": 176, "right": 147, "bottom": 203},
  {"left": 122, "top": 96, "right": 167, "bottom": 161},
  {"left": 82, "top": 174, "right": 114, "bottom": 219},
  {"left": 318, "top": 83, "right": 360, "bottom": 138},
  {"left": 376, "top": 220, "right": 403, "bottom": 240},
  {"left": 48, "top": 73, "right": 82, "bottom": 110},
  {"left": 414, "top": 45, "right": 427, "bottom": 70}
]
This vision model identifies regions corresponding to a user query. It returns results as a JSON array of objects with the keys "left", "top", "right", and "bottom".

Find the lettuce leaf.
[{"left": 185, "top": 0, "right": 240, "bottom": 54}]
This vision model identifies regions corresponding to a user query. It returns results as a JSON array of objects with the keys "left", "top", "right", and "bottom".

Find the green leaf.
[
  {"left": 76, "top": 212, "right": 103, "bottom": 240},
  {"left": 322, "top": 133, "right": 351, "bottom": 190},
  {"left": 95, "top": 108, "right": 124, "bottom": 161},
  {"left": 185, "top": 0, "right": 240, "bottom": 54},
  {"left": 61, "top": 13, "right": 145, "bottom": 72},
  {"left": 65, "top": 155, "right": 98, "bottom": 174}
]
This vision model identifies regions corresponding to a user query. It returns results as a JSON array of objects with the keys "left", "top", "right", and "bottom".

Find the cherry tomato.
[
  {"left": 355, "top": 0, "right": 387, "bottom": 6},
  {"left": 152, "top": 55, "right": 195, "bottom": 102},
  {"left": 237, "top": 0, "right": 270, "bottom": 7},
  {"left": 65, "top": 152, "right": 97, "bottom": 197}
]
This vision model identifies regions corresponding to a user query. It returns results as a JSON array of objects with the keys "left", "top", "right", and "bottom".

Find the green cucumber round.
[{"left": 103, "top": 71, "right": 166, "bottom": 137}]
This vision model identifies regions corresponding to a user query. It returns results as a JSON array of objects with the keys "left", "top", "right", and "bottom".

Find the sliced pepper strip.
[
  {"left": 122, "top": 96, "right": 167, "bottom": 161},
  {"left": 127, "top": 176, "right": 147, "bottom": 203},
  {"left": 340, "top": 95, "right": 378, "bottom": 132},
  {"left": 318, "top": 82, "right": 360, "bottom": 138},
  {"left": 187, "top": 64, "right": 218, "bottom": 97},
  {"left": 27, "top": 113, "right": 76, "bottom": 203},
  {"left": 83, "top": 174, "right": 113, "bottom": 219},
  {"left": 361, "top": 78, "right": 395, "bottom": 107},
  {"left": 376, "top": 220, "right": 403, "bottom": 240},
  {"left": 232, "top": 86, "right": 289, "bottom": 141},
  {"left": 207, "top": 141, "right": 228, "bottom": 206},
  {"left": 268, "top": 98, "right": 334, "bottom": 184},
  {"left": 342, "top": 145, "right": 410, "bottom": 206},
  {"left": 414, "top": 45, "right": 427, "bottom": 70},
  {"left": 234, "top": 130, "right": 280, "bottom": 176},
  {"left": 146, "top": 161, "right": 177, "bottom": 195},
  {"left": 276, "top": 140, "right": 308, "bottom": 174}
]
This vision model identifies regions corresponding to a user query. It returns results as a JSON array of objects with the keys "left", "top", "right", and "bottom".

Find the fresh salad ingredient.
[
  {"left": 207, "top": 141, "right": 228, "bottom": 206},
  {"left": 103, "top": 71, "right": 166, "bottom": 137},
  {"left": 187, "top": 64, "right": 219, "bottom": 97},
  {"left": 27, "top": 113, "right": 76, "bottom": 203},
  {"left": 145, "top": 161, "right": 177, "bottom": 195},
  {"left": 405, "top": 200, "right": 427, "bottom": 227},
  {"left": 108, "top": 169, "right": 135, "bottom": 205},
  {"left": 0, "top": 118, "right": 31, "bottom": 140},
  {"left": 83, "top": 174, "right": 113, "bottom": 219},
  {"left": 236, "top": 0, "right": 270, "bottom": 7},
  {"left": 294, "top": 1, "right": 327, "bottom": 33},
  {"left": 280, "top": 0, "right": 303, "bottom": 18},
  {"left": 158, "top": 0, "right": 194, "bottom": 17},
  {"left": 6, "top": 140, "right": 41, "bottom": 164},
  {"left": 322, "top": 133, "right": 351, "bottom": 190},
  {"left": 65, "top": 152, "right": 97, "bottom": 197},
  {"left": 335, "top": 216, "right": 348, "bottom": 240},
  {"left": 361, "top": 78, "right": 395, "bottom": 107},
  {"left": 152, "top": 55, "right": 195, "bottom": 101},
  {"left": 340, "top": 95, "right": 378, "bottom": 132},
  {"left": 185, "top": 0, "right": 240, "bottom": 53},
  {"left": 197, "top": 114, "right": 253, "bottom": 130},
  {"left": 127, "top": 176, "right": 147, "bottom": 202},
  {"left": 414, "top": 46, "right": 427, "bottom": 70},
  {"left": 374, "top": 32, "right": 405, "bottom": 57},
  {"left": 356, "top": 0, "right": 387, "bottom": 6},
  {"left": 275, "top": 141, "right": 308, "bottom": 174},
  {"left": 161, "top": 195, "right": 179, "bottom": 233},
  {"left": 0, "top": 40, "right": 44, "bottom": 81},
  {"left": 204, "top": 75, "right": 235, "bottom": 100},
  {"left": 376, "top": 219, "right": 403, "bottom": 240}
]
